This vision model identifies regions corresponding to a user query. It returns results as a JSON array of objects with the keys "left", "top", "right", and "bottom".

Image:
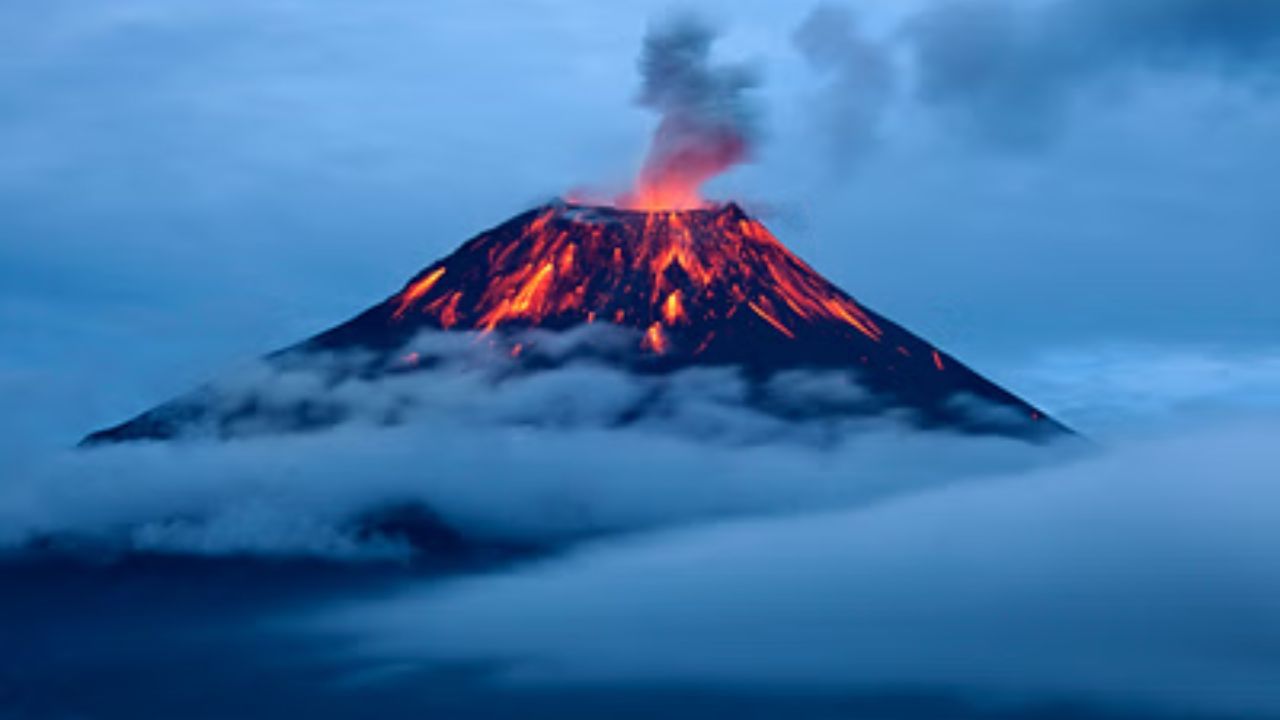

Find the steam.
[{"left": 626, "top": 14, "right": 761, "bottom": 209}]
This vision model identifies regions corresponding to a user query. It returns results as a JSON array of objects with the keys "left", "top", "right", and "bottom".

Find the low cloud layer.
[
  {"left": 12, "top": 335, "right": 1280, "bottom": 565},
  {"left": 322, "top": 416, "right": 1280, "bottom": 716},
  {"left": 1006, "top": 344, "right": 1280, "bottom": 434},
  {"left": 2, "top": 348, "right": 1061, "bottom": 560}
]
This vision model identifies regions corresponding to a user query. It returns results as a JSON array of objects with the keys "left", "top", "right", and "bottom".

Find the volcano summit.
[{"left": 84, "top": 201, "right": 1066, "bottom": 445}]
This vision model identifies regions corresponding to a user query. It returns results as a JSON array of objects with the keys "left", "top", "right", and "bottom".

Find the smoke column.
[{"left": 625, "top": 15, "right": 760, "bottom": 210}]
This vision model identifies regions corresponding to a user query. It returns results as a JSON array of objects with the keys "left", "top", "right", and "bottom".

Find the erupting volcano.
[
  {"left": 81, "top": 15, "right": 1065, "bottom": 445},
  {"left": 84, "top": 197, "right": 1066, "bottom": 445}
]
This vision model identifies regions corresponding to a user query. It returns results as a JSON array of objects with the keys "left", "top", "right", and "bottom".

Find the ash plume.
[
  {"left": 905, "top": 0, "right": 1280, "bottom": 147},
  {"left": 794, "top": 0, "right": 1280, "bottom": 152},
  {"left": 627, "top": 14, "right": 761, "bottom": 208},
  {"left": 792, "top": 4, "right": 897, "bottom": 171}
]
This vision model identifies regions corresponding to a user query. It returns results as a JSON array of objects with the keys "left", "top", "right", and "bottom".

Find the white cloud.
[
  {"left": 1003, "top": 345, "right": 1280, "bottom": 433},
  {"left": 321, "top": 416, "right": 1280, "bottom": 716},
  {"left": 0, "top": 358, "right": 1064, "bottom": 560}
]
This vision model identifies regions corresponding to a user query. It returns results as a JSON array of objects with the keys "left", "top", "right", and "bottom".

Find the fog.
[
  {"left": 4, "top": 344, "right": 1279, "bottom": 719},
  {"left": 2, "top": 349, "right": 1061, "bottom": 559},
  {"left": 320, "top": 416, "right": 1280, "bottom": 716}
]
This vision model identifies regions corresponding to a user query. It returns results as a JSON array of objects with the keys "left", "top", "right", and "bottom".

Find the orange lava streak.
[
  {"left": 478, "top": 261, "right": 556, "bottom": 330},
  {"left": 932, "top": 350, "right": 945, "bottom": 371},
  {"left": 693, "top": 331, "right": 715, "bottom": 355},
  {"left": 392, "top": 267, "right": 446, "bottom": 319},
  {"left": 662, "top": 290, "right": 686, "bottom": 325},
  {"left": 401, "top": 204, "right": 890, "bottom": 355},
  {"left": 647, "top": 215, "right": 713, "bottom": 288},
  {"left": 558, "top": 243, "right": 577, "bottom": 274},
  {"left": 820, "top": 297, "right": 883, "bottom": 342},
  {"left": 748, "top": 300, "right": 795, "bottom": 339},
  {"left": 437, "top": 292, "right": 461, "bottom": 328},
  {"left": 740, "top": 220, "right": 883, "bottom": 342},
  {"left": 527, "top": 208, "right": 555, "bottom": 236},
  {"left": 642, "top": 322, "right": 668, "bottom": 354}
]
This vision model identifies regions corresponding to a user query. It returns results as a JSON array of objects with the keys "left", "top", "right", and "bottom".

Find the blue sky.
[{"left": 1, "top": 0, "right": 1279, "bottom": 442}]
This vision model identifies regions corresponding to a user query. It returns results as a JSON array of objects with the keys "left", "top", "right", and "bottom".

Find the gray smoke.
[
  {"left": 796, "top": 0, "right": 1280, "bottom": 151},
  {"left": 629, "top": 14, "right": 761, "bottom": 206},
  {"left": 792, "top": 4, "right": 897, "bottom": 170}
]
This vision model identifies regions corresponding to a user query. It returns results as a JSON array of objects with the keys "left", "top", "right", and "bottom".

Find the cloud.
[
  {"left": 0, "top": 350, "right": 1065, "bottom": 561},
  {"left": 794, "top": 0, "right": 1280, "bottom": 150},
  {"left": 907, "top": 0, "right": 1280, "bottom": 147},
  {"left": 321, "top": 416, "right": 1280, "bottom": 716},
  {"left": 791, "top": 3, "right": 897, "bottom": 169},
  {"left": 82, "top": 324, "right": 1054, "bottom": 444},
  {"left": 2, "top": 0, "right": 1278, "bottom": 386},
  {"left": 999, "top": 344, "right": 1280, "bottom": 434}
]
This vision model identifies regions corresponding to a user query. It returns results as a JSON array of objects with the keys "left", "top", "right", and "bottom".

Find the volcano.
[{"left": 83, "top": 200, "right": 1066, "bottom": 445}]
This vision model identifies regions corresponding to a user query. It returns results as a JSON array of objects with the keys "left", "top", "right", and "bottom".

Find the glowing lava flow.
[
  {"left": 383, "top": 201, "right": 895, "bottom": 363},
  {"left": 83, "top": 199, "right": 1070, "bottom": 446},
  {"left": 392, "top": 267, "right": 445, "bottom": 319}
]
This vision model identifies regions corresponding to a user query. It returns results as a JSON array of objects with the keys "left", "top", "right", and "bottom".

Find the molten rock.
[{"left": 84, "top": 201, "right": 1066, "bottom": 445}]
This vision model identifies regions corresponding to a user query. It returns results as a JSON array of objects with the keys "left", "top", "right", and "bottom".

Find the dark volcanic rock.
[{"left": 84, "top": 201, "right": 1067, "bottom": 444}]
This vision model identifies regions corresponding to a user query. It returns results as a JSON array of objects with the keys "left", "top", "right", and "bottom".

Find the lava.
[
  {"left": 642, "top": 322, "right": 669, "bottom": 354},
  {"left": 662, "top": 290, "right": 686, "bottom": 325},
  {"left": 392, "top": 267, "right": 445, "bottom": 319},
  {"left": 748, "top": 299, "right": 794, "bottom": 339},
  {"left": 384, "top": 202, "right": 891, "bottom": 358},
  {"left": 84, "top": 199, "right": 1069, "bottom": 445},
  {"left": 79, "top": 9, "right": 1070, "bottom": 447}
]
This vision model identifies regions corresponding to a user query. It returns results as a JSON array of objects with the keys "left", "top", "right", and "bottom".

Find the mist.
[
  {"left": 321, "top": 416, "right": 1280, "bottom": 717},
  {"left": 2, "top": 351, "right": 1062, "bottom": 560}
]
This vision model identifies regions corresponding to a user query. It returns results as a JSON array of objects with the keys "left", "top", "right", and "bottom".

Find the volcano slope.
[{"left": 83, "top": 201, "right": 1067, "bottom": 445}]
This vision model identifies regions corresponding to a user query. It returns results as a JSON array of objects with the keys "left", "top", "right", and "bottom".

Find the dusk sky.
[{"left": 2, "top": 2, "right": 1280, "bottom": 718}]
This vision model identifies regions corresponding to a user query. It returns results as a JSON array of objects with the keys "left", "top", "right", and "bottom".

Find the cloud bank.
[
  {"left": 2, "top": 350, "right": 1062, "bottom": 561},
  {"left": 322, "top": 416, "right": 1280, "bottom": 716}
]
